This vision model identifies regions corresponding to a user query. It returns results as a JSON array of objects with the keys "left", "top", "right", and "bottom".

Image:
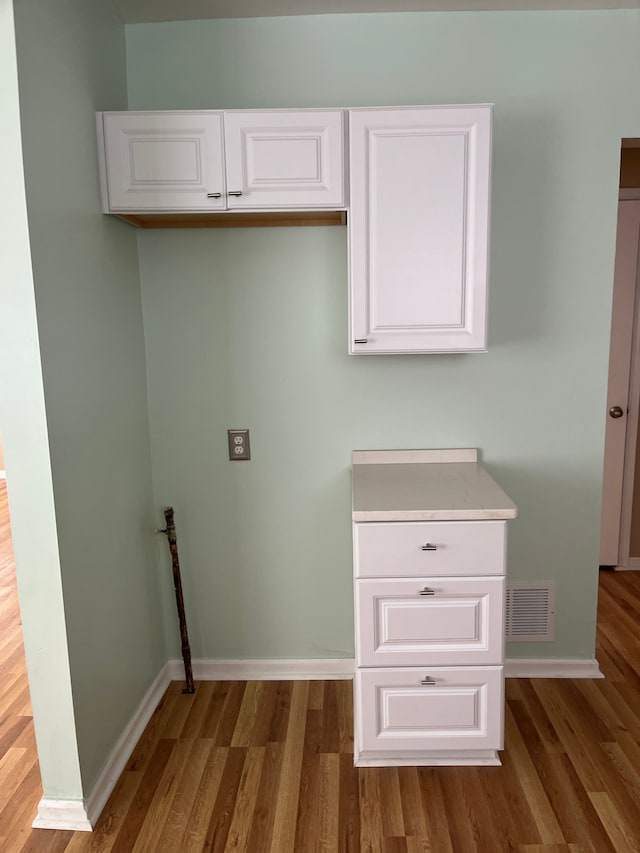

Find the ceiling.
[{"left": 113, "top": 0, "right": 639, "bottom": 24}]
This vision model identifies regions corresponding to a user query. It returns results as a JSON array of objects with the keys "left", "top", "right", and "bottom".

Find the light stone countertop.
[{"left": 352, "top": 449, "right": 517, "bottom": 522}]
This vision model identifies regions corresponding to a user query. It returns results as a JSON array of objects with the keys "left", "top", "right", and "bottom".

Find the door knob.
[{"left": 609, "top": 406, "right": 625, "bottom": 419}]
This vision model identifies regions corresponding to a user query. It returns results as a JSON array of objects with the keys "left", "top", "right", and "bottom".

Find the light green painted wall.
[
  {"left": 13, "top": 0, "right": 166, "bottom": 794},
  {"left": 0, "top": 0, "right": 83, "bottom": 800},
  {"left": 138, "top": 228, "right": 354, "bottom": 659},
  {"left": 128, "top": 11, "right": 640, "bottom": 661}
]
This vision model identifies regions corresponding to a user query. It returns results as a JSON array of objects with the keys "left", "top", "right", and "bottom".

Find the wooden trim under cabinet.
[{"left": 113, "top": 211, "right": 347, "bottom": 229}]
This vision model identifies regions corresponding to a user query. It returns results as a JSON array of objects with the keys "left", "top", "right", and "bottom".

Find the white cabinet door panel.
[
  {"left": 356, "top": 576, "right": 505, "bottom": 666},
  {"left": 224, "top": 110, "right": 345, "bottom": 208},
  {"left": 356, "top": 667, "right": 504, "bottom": 753},
  {"left": 102, "top": 111, "right": 225, "bottom": 211},
  {"left": 349, "top": 105, "right": 491, "bottom": 354},
  {"left": 374, "top": 133, "right": 466, "bottom": 328},
  {"left": 354, "top": 520, "right": 506, "bottom": 578}
]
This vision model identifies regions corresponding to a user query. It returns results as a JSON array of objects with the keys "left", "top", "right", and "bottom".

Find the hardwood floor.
[
  {"left": 2, "top": 478, "right": 640, "bottom": 849},
  {"left": 0, "top": 480, "right": 42, "bottom": 853}
]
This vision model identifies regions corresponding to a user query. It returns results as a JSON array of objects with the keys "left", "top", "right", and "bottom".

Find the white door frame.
[{"left": 600, "top": 193, "right": 640, "bottom": 569}]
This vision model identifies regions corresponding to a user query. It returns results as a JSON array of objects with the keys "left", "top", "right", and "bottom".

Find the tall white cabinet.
[
  {"left": 352, "top": 449, "right": 517, "bottom": 767},
  {"left": 349, "top": 105, "right": 492, "bottom": 354}
]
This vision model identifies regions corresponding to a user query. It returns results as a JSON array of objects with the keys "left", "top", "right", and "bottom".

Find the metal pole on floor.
[{"left": 156, "top": 506, "right": 195, "bottom": 694}]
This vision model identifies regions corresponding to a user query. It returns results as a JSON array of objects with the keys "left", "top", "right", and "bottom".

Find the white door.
[
  {"left": 223, "top": 110, "right": 345, "bottom": 209},
  {"left": 102, "top": 111, "right": 226, "bottom": 211},
  {"left": 600, "top": 200, "right": 640, "bottom": 566},
  {"left": 348, "top": 105, "right": 491, "bottom": 354}
]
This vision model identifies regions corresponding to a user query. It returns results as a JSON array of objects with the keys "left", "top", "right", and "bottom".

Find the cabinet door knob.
[
  {"left": 206, "top": 192, "right": 222, "bottom": 198},
  {"left": 421, "top": 677, "right": 436, "bottom": 685},
  {"left": 609, "top": 405, "right": 625, "bottom": 419},
  {"left": 420, "top": 543, "right": 437, "bottom": 551},
  {"left": 228, "top": 190, "right": 243, "bottom": 197},
  {"left": 419, "top": 587, "right": 435, "bottom": 596}
]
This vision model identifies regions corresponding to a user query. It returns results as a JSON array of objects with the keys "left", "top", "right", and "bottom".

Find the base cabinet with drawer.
[{"left": 352, "top": 448, "right": 517, "bottom": 767}]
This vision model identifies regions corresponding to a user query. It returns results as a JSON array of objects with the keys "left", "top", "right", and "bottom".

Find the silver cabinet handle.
[
  {"left": 228, "top": 191, "right": 243, "bottom": 197},
  {"left": 421, "top": 543, "right": 437, "bottom": 551},
  {"left": 206, "top": 192, "right": 222, "bottom": 198},
  {"left": 354, "top": 339, "right": 368, "bottom": 345},
  {"left": 421, "top": 677, "right": 436, "bottom": 685},
  {"left": 419, "top": 587, "right": 435, "bottom": 596}
]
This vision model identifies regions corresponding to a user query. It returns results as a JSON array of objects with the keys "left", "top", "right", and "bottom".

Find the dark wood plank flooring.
[{"left": 2, "top": 479, "right": 640, "bottom": 850}]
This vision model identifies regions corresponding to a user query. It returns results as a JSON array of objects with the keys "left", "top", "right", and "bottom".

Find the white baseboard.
[
  {"left": 504, "top": 658, "right": 603, "bottom": 679},
  {"left": 32, "top": 654, "right": 603, "bottom": 832},
  {"left": 168, "top": 657, "right": 604, "bottom": 682},
  {"left": 355, "top": 749, "right": 501, "bottom": 767},
  {"left": 34, "top": 661, "right": 173, "bottom": 831},
  {"left": 32, "top": 799, "right": 92, "bottom": 832},
  {"left": 168, "top": 657, "right": 355, "bottom": 681},
  {"left": 84, "top": 661, "right": 173, "bottom": 826}
]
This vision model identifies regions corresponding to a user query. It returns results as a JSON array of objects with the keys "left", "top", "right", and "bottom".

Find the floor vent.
[{"left": 505, "top": 582, "right": 556, "bottom": 642}]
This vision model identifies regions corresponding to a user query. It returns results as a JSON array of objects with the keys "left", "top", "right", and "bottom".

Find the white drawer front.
[
  {"left": 356, "top": 576, "right": 505, "bottom": 667},
  {"left": 356, "top": 666, "right": 504, "bottom": 753},
  {"left": 354, "top": 520, "right": 506, "bottom": 578}
]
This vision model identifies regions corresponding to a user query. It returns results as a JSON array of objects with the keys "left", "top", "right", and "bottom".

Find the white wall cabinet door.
[
  {"left": 223, "top": 110, "right": 345, "bottom": 209},
  {"left": 100, "top": 111, "right": 226, "bottom": 212},
  {"left": 99, "top": 109, "right": 345, "bottom": 213},
  {"left": 349, "top": 105, "right": 492, "bottom": 354}
]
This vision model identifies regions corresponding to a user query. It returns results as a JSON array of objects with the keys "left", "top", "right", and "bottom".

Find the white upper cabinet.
[
  {"left": 98, "top": 109, "right": 345, "bottom": 213},
  {"left": 223, "top": 110, "right": 345, "bottom": 209},
  {"left": 100, "top": 111, "right": 226, "bottom": 212},
  {"left": 98, "top": 104, "right": 493, "bottom": 355},
  {"left": 348, "top": 105, "right": 492, "bottom": 354}
]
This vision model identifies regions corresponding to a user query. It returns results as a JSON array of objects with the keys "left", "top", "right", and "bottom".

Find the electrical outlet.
[{"left": 228, "top": 429, "right": 250, "bottom": 461}]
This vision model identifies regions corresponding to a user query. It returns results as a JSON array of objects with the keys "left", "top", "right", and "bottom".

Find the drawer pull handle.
[
  {"left": 419, "top": 587, "right": 435, "bottom": 596},
  {"left": 206, "top": 192, "right": 222, "bottom": 198},
  {"left": 421, "top": 543, "right": 437, "bottom": 551},
  {"left": 421, "top": 677, "right": 436, "bottom": 686}
]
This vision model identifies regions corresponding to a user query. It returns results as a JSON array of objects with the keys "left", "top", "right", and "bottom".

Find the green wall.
[
  {"left": 12, "top": 0, "right": 166, "bottom": 796},
  {"left": 2, "top": 2, "right": 639, "bottom": 811},
  {"left": 0, "top": 0, "right": 83, "bottom": 800},
  {"left": 129, "top": 11, "right": 640, "bottom": 662}
]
